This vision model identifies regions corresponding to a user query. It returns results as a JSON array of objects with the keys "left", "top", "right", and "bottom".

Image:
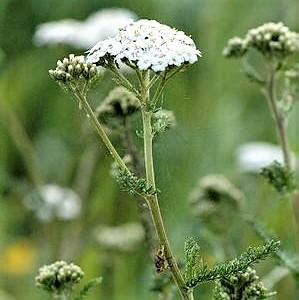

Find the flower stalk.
[
  {"left": 74, "top": 90, "right": 129, "bottom": 173},
  {"left": 263, "top": 64, "right": 299, "bottom": 244},
  {"left": 140, "top": 73, "right": 193, "bottom": 300}
]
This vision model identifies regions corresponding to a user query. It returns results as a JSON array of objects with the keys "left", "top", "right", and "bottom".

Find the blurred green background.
[{"left": 0, "top": 0, "right": 299, "bottom": 299}]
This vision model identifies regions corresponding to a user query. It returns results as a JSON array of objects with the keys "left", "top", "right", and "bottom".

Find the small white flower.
[
  {"left": 33, "top": 8, "right": 137, "bottom": 49},
  {"left": 34, "top": 20, "right": 83, "bottom": 47},
  {"left": 235, "top": 142, "right": 296, "bottom": 173},
  {"left": 94, "top": 223, "right": 144, "bottom": 252},
  {"left": 23, "top": 184, "right": 81, "bottom": 222},
  {"left": 86, "top": 19, "right": 201, "bottom": 72}
]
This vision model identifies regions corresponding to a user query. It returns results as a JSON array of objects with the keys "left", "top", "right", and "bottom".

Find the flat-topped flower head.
[{"left": 86, "top": 19, "right": 201, "bottom": 72}]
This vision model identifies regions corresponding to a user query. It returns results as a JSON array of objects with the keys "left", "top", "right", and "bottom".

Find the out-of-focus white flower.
[
  {"left": 223, "top": 22, "right": 299, "bottom": 59},
  {"left": 33, "top": 8, "right": 137, "bottom": 49},
  {"left": 94, "top": 222, "right": 144, "bottom": 252},
  {"left": 236, "top": 142, "right": 296, "bottom": 173},
  {"left": 23, "top": 185, "right": 81, "bottom": 222},
  {"left": 244, "top": 22, "right": 299, "bottom": 58},
  {"left": 34, "top": 20, "right": 83, "bottom": 48},
  {"left": 222, "top": 36, "right": 247, "bottom": 58},
  {"left": 35, "top": 261, "right": 84, "bottom": 294},
  {"left": 87, "top": 19, "right": 201, "bottom": 72}
]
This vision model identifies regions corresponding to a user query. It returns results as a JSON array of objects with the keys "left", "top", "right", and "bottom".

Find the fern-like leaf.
[
  {"left": 186, "top": 240, "right": 279, "bottom": 288},
  {"left": 247, "top": 218, "right": 299, "bottom": 279},
  {"left": 184, "top": 238, "right": 207, "bottom": 283},
  {"left": 73, "top": 277, "right": 102, "bottom": 300}
]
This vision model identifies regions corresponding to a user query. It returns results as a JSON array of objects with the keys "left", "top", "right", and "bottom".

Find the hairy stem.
[
  {"left": 264, "top": 70, "right": 291, "bottom": 169},
  {"left": 121, "top": 118, "right": 158, "bottom": 254},
  {"left": 264, "top": 67, "right": 299, "bottom": 245},
  {"left": 140, "top": 73, "right": 193, "bottom": 300},
  {"left": 75, "top": 91, "right": 129, "bottom": 173}
]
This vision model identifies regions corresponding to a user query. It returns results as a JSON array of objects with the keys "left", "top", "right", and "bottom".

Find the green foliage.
[
  {"left": 184, "top": 237, "right": 206, "bottom": 283},
  {"left": 248, "top": 218, "right": 299, "bottom": 281},
  {"left": 112, "top": 167, "right": 158, "bottom": 197},
  {"left": 150, "top": 272, "right": 173, "bottom": 294},
  {"left": 242, "top": 60, "right": 266, "bottom": 86},
  {"left": 185, "top": 240, "right": 279, "bottom": 288},
  {"left": 152, "top": 109, "right": 176, "bottom": 137},
  {"left": 212, "top": 267, "right": 275, "bottom": 300},
  {"left": 74, "top": 277, "right": 102, "bottom": 300},
  {"left": 0, "top": 48, "right": 5, "bottom": 66},
  {"left": 261, "top": 161, "right": 297, "bottom": 195}
]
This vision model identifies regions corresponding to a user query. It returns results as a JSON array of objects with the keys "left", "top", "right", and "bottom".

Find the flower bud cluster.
[
  {"left": 223, "top": 22, "right": 299, "bottom": 59},
  {"left": 96, "top": 86, "right": 139, "bottom": 121},
  {"left": 213, "top": 267, "right": 274, "bottom": 299},
  {"left": 222, "top": 37, "right": 247, "bottom": 58},
  {"left": 261, "top": 161, "right": 297, "bottom": 195},
  {"left": 49, "top": 54, "right": 97, "bottom": 83},
  {"left": 152, "top": 109, "right": 176, "bottom": 136},
  {"left": 35, "top": 261, "right": 84, "bottom": 294}
]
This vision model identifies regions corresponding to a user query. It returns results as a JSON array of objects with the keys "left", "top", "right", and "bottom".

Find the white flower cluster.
[
  {"left": 34, "top": 8, "right": 137, "bottom": 49},
  {"left": 87, "top": 19, "right": 201, "bottom": 72},
  {"left": 94, "top": 223, "right": 144, "bottom": 252},
  {"left": 23, "top": 184, "right": 81, "bottom": 222},
  {"left": 245, "top": 22, "right": 299, "bottom": 57},
  {"left": 49, "top": 54, "right": 97, "bottom": 83},
  {"left": 35, "top": 261, "right": 84, "bottom": 294},
  {"left": 224, "top": 22, "right": 299, "bottom": 59}
]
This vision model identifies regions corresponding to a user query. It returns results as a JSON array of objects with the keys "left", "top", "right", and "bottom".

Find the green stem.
[
  {"left": 140, "top": 73, "right": 193, "bottom": 300},
  {"left": 0, "top": 102, "right": 43, "bottom": 186},
  {"left": 121, "top": 118, "right": 158, "bottom": 254},
  {"left": 75, "top": 91, "right": 129, "bottom": 173},
  {"left": 265, "top": 71, "right": 291, "bottom": 170},
  {"left": 264, "top": 67, "right": 299, "bottom": 246}
]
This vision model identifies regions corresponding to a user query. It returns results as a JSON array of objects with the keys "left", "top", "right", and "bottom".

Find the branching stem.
[{"left": 75, "top": 90, "right": 129, "bottom": 173}]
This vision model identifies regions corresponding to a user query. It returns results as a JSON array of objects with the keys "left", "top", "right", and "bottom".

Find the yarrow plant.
[
  {"left": 223, "top": 22, "right": 299, "bottom": 59},
  {"left": 35, "top": 261, "right": 101, "bottom": 299},
  {"left": 49, "top": 19, "right": 279, "bottom": 299},
  {"left": 224, "top": 21, "right": 299, "bottom": 289},
  {"left": 86, "top": 19, "right": 200, "bottom": 72}
]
